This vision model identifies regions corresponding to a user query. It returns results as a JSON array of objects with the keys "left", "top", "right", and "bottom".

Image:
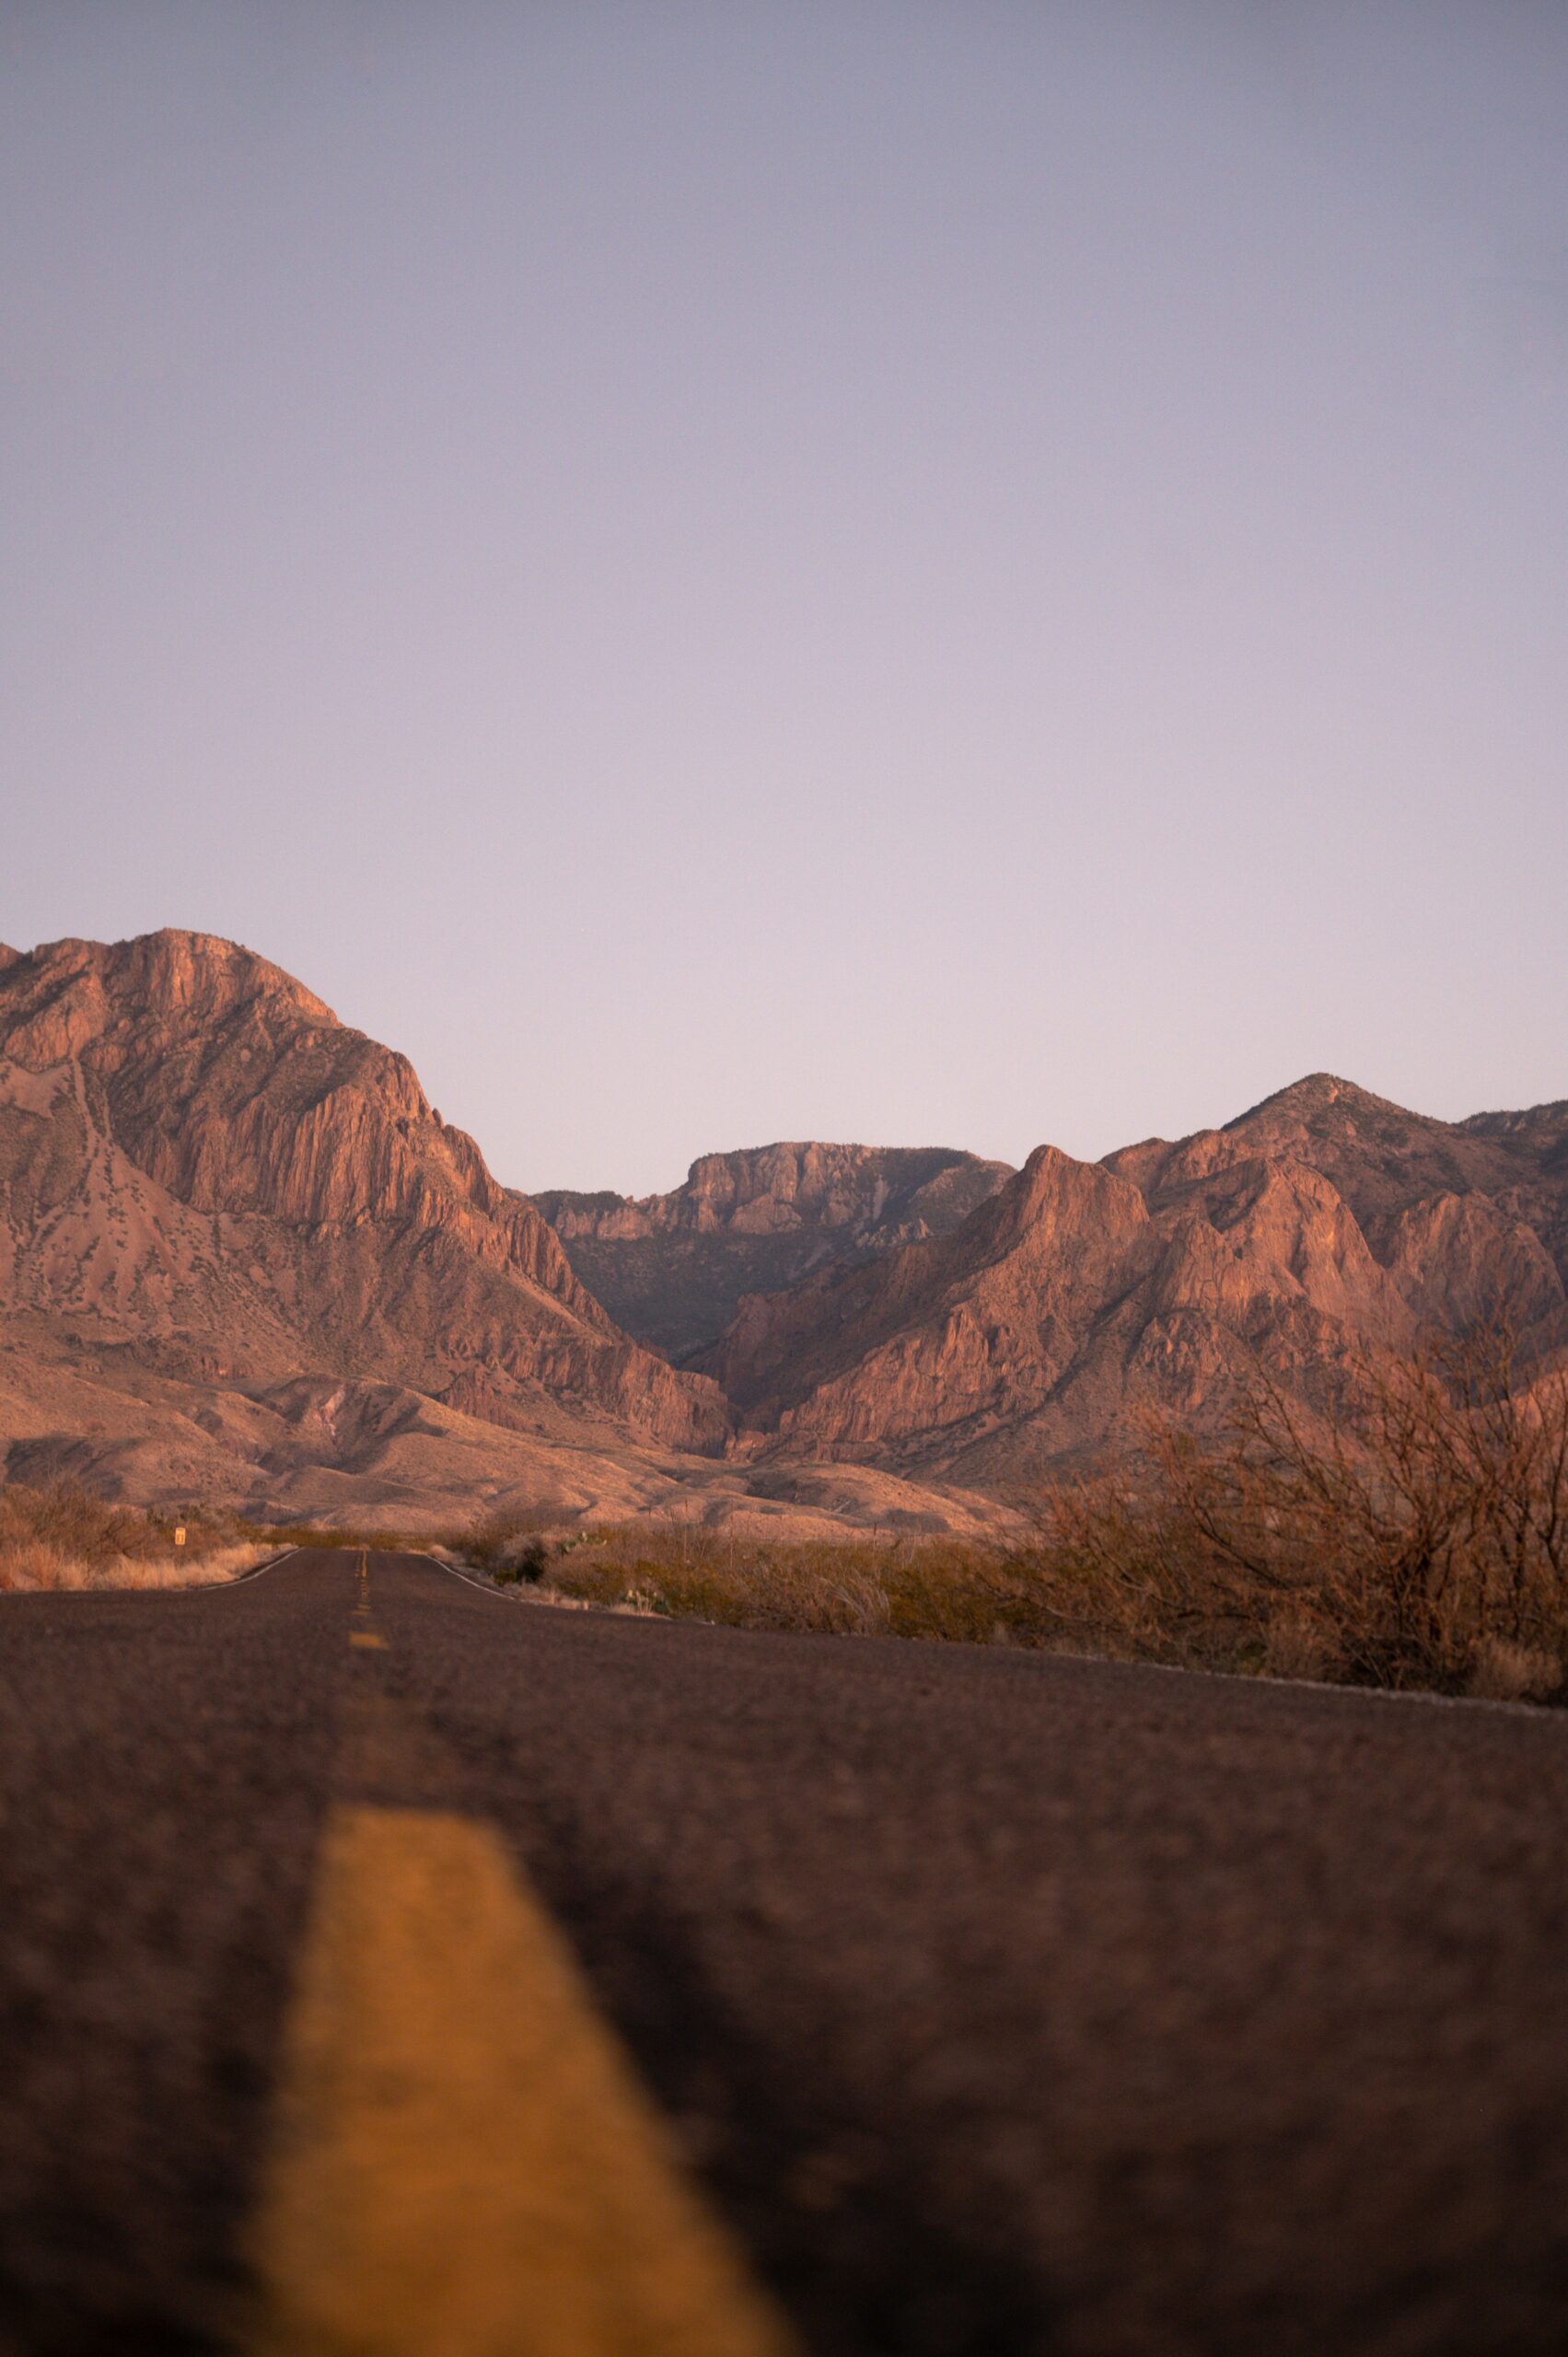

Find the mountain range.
[
  {"left": 532, "top": 1144, "right": 1013, "bottom": 1360},
  {"left": 3, "top": 930, "right": 1563, "bottom": 1528}
]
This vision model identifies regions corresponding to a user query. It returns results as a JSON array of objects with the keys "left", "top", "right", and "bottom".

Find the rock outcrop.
[
  {"left": 5, "top": 936, "right": 1565, "bottom": 1515},
  {"left": 531, "top": 1143, "right": 1013, "bottom": 1358},
  {"left": 0, "top": 932, "right": 727, "bottom": 1457},
  {"left": 693, "top": 1075, "right": 1568, "bottom": 1487}
]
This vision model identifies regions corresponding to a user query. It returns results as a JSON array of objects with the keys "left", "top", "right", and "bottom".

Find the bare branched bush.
[{"left": 1019, "top": 1318, "right": 1568, "bottom": 1697}]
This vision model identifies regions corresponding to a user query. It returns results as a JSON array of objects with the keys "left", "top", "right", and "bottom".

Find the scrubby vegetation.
[
  {"left": 543, "top": 1528, "right": 1026, "bottom": 1639},
  {"left": 11, "top": 1319, "right": 1565, "bottom": 1703},
  {"left": 228, "top": 1516, "right": 411, "bottom": 1553},
  {"left": 0, "top": 1484, "right": 276, "bottom": 1593},
  {"left": 450, "top": 1322, "right": 1568, "bottom": 1705},
  {"left": 1034, "top": 1321, "right": 1568, "bottom": 1701},
  {"left": 441, "top": 1505, "right": 558, "bottom": 1584}
]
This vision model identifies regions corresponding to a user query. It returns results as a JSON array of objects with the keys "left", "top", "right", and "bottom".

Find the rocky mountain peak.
[
  {"left": 0, "top": 927, "right": 728, "bottom": 1455},
  {"left": 979, "top": 1142, "right": 1150, "bottom": 1261},
  {"left": 0, "top": 930, "right": 342, "bottom": 1075},
  {"left": 694, "top": 1070, "right": 1568, "bottom": 1487},
  {"left": 1225, "top": 1074, "right": 1412, "bottom": 1130},
  {"left": 6, "top": 934, "right": 1565, "bottom": 1510}
]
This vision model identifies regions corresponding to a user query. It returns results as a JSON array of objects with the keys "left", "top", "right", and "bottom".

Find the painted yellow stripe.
[
  {"left": 246, "top": 1805, "right": 798, "bottom": 2357},
  {"left": 348, "top": 1631, "right": 385, "bottom": 1650}
]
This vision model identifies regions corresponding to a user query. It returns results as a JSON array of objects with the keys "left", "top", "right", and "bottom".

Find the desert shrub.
[
  {"left": 444, "top": 1505, "right": 569, "bottom": 1583},
  {"left": 229, "top": 1519, "right": 405, "bottom": 1550},
  {"left": 519, "top": 1319, "right": 1568, "bottom": 1704},
  {"left": 494, "top": 1537, "right": 551, "bottom": 1586},
  {"left": 547, "top": 1552, "right": 637, "bottom": 1609},
  {"left": 1466, "top": 1636, "right": 1563, "bottom": 1703},
  {"left": 0, "top": 1484, "right": 277, "bottom": 1593},
  {"left": 0, "top": 1481, "right": 162, "bottom": 1571},
  {"left": 0, "top": 1538, "right": 76, "bottom": 1594},
  {"left": 94, "top": 1541, "right": 276, "bottom": 1593},
  {"left": 1012, "top": 1319, "right": 1568, "bottom": 1698},
  {"left": 545, "top": 1527, "right": 1174, "bottom": 1649},
  {"left": 545, "top": 1527, "right": 1022, "bottom": 1641}
]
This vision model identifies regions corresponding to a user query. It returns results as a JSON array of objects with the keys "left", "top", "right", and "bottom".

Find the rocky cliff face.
[
  {"left": 0, "top": 932, "right": 726, "bottom": 1455},
  {"left": 694, "top": 1075, "right": 1568, "bottom": 1487},
  {"left": 531, "top": 1142, "right": 1014, "bottom": 1358},
  {"left": 6, "top": 936, "right": 1565, "bottom": 1514}
]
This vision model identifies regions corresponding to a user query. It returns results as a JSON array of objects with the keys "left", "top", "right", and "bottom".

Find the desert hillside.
[
  {"left": 4, "top": 932, "right": 1564, "bottom": 1520},
  {"left": 0, "top": 931, "right": 1016, "bottom": 1538},
  {"left": 0, "top": 932, "right": 727, "bottom": 1464},
  {"left": 695, "top": 1075, "right": 1568, "bottom": 1487}
]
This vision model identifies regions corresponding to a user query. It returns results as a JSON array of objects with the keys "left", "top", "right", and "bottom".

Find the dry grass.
[
  {"left": 447, "top": 1319, "right": 1568, "bottom": 1705},
  {"left": 1, "top": 1539, "right": 278, "bottom": 1595},
  {"left": 470, "top": 1524, "right": 1090, "bottom": 1647},
  {"left": 228, "top": 1517, "right": 412, "bottom": 1551},
  {"left": 0, "top": 1483, "right": 277, "bottom": 1594}
]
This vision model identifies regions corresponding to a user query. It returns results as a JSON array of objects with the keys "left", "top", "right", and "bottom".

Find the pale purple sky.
[{"left": 4, "top": 4, "right": 1565, "bottom": 1194}]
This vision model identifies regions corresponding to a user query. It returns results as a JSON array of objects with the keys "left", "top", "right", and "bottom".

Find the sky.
[{"left": 3, "top": 4, "right": 1566, "bottom": 1195}]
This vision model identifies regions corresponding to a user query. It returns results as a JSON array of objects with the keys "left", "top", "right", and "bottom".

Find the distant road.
[{"left": 2, "top": 1551, "right": 1566, "bottom": 2354}]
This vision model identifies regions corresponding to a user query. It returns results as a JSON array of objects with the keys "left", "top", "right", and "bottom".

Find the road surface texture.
[{"left": 1, "top": 1549, "right": 1566, "bottom": 2355}]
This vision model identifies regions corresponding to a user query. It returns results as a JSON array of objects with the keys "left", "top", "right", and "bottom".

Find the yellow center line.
[
  {"left": 245, "top": 1804, "right": 796, "bottom": 2356},
  {"left": 352, "top": 1558, "right": 377, "bottom": 1643}
]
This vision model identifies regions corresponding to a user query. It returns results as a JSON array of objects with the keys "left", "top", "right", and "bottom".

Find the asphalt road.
[{"left": 1, "top": 1549, "right": 1566, "bottom": 2355}]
